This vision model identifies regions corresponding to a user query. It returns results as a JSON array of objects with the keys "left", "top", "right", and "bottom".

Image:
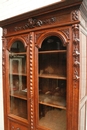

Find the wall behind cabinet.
[
  {"left": 79, "top": 24, "right": 87, "bottom": 130},
  {"left": 0, "top": 0, "right": 61, "bottom": 20},
  {"left": 0, "top": 28, "right": 4, "bottom": 130}
]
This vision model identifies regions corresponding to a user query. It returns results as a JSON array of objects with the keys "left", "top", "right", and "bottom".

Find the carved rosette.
[
  {"left": 72, "top": 24, "right": 80, "bottom": 88},
  {"left": 71, "top": 10, "right": 79, "bottom": 21},
  {"left": 29, "top": 32, "right": 34, "bottom": 130}
]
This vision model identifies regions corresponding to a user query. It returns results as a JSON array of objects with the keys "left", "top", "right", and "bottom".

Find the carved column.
[
  {"left": 72, "top": 24, "right": 80, "bottom": 87},
  {"left": 72, "top": 24, "right": 80, "bottom": 130},
  {"left": 29, "top": 32, "right": 35, "bottom": 130},
  {"left": 2, "top": 38, "right": 7, "bottom": 75}
]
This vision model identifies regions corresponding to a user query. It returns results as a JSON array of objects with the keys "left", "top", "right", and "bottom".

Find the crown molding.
[{"left": 0, "top": 0, "right": 83, "bottom": 27}]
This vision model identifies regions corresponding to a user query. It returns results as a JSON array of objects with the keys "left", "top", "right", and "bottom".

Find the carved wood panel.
[
  {"left": 10, "top": 120, "right": 28, "bottom": 130},
  {"left": 72, "top": 24, "right": 80, "bottom": 130}
]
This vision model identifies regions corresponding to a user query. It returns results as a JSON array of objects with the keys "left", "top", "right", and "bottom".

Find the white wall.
[
  {"left": 0, "top": 28, "right": 4, "bottom": 130},
  {"left": 0, "top": 0, "right": 61, "bottom": 20},
  {"left": 0, "top": 0, "right": 61, "bottom": 130}
]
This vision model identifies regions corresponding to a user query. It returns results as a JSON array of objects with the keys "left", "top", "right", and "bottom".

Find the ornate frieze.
[{"left": 14, "top": 17, "right": 56, "bottom": 31}]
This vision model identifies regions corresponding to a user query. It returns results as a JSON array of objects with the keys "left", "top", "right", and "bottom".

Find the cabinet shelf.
[
  {"left": 9, "top": 52, "right": 27, "bottom": 55},
  {"left": 39, "top": 50, "right": 66, "bottom": 54},
  {"left": 10, "top": 91, "right": 27, "bottom": 100},
  {"left": 39, "top": 74, "right": 66, "bottom": 80},
  {"left": 9, "top": 73, "right": 27, "bottom": 76},
  {"left": 39, "top": 101, "right": 66, "bottom": 110}
]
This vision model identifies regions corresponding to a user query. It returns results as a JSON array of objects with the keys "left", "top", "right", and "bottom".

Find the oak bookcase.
[{"left": 0, "top": 0, "right": 87, "bottom": 130}]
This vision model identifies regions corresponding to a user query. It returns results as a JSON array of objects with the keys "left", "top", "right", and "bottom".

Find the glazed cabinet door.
[
  {"left": 4, "top": 35, "right": 31, "bottom": 130},
  {"left": 35, "top": 31, "right": 70, "bottom": 130},
  {"left": 9, "top": 40, "right": 27, "bottom": 119}
]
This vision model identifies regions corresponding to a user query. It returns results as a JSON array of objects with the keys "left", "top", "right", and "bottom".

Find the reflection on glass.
[
  {"left": 10, "top": 75, "right": 27, "bottom": 96},
  {"left": 9, "top": 54, "right": 26, "bottom": 74},
  {"left": 39, "top": 36, "right": 66, "bottom": 51},
  {"left": 10, "top": 40, "right": 26, "bottom": 53},
  {"left": 39, "top": 53, "right": 66, "bottom": 77},
  {"left": 39, "top": 106, "right": 66, "bottom": 130},
  {"left": 39, "top": 79, "right": 66, "bottom": 107},
  {"left": 10, "top": 97, "right": 27, "bottom": 119},
  {"left": 38, "top": 36, "right": 67, "bottom": 129},
  {"left": 9, "top": 41, "right": 27, "bottom": 119}
]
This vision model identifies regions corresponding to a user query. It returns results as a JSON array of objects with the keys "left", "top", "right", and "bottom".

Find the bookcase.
[{"left": 0, "top": 0, "right": 87, "bottom": 130}]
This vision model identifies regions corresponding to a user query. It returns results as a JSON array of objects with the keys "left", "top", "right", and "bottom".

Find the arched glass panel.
[
  {"left": 38, "top": 36, "right": 67, "bottom": 130},
  {"left": 9, "top": 40, "right": 27, "bottom": 119},
  {"left": 39, "top": 36, "right": 66, "bottom": 51},
  {"left": 10, "top": 40, "right": 26, "bottom": 53}
]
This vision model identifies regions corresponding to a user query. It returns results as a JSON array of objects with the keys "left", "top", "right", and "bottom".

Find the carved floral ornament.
[
  {"left": 14, "top": 17, "right": 56, "bottom": 31},
  {"left": 72, "top": 24, "right": 80, "bottom": 87}
]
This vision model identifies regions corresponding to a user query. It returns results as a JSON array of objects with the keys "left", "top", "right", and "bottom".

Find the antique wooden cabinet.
[{"left": 0, "top": 0, "right": 87, "bottom": 130}]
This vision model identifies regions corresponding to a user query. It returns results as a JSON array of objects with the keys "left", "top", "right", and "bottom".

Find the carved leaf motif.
[
  {"left": 72, "top": 24, "right": 80, "bottom": 86},
  {"left": 35, "top": 32, "right": 44, "bottom": 47},
  {"left": 22, "top": 35, "right": 29, "bottom": 45},
  {"left": 61, "top": 29, "right": 70, "bottom": 40},
  {"left": 72, "top": 24, "right": 79, "bottom": 45}
]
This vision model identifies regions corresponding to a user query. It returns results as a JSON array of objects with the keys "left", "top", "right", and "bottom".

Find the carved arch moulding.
[
  {"left": 6, "top": 35, "right": 29, "bottom": 51},
  {"left": 35, "top": 30, "right": 70, "bottom": 48}
]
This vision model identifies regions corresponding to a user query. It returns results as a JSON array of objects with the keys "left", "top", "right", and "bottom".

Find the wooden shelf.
[
  {"left": 39, "top": 50, "right": 66, "bottom": 54},
  {"left": 9, "top": 52, "right": 27, "bottom": 55},
  {"left": 39, "top": 101, "right": 66, "bottom": 110},
  {"left": 39, "top": 74, "right": 66, "bottom": 79},
  {"left": 10, "top": 91, "right": 27, "bottom": 100},
  {"left": 9, "top": 73, "right": 27, "bottom": 76}
]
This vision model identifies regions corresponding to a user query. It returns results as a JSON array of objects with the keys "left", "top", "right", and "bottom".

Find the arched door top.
[
  {"left": 35, "top": 30, "right": 69, "bottom": 48},
  {"left": 7, "top": 37, "right": 27, "bottom": 51}
]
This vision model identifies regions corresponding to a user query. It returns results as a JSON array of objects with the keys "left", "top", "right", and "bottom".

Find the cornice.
[{"left": 0, "top": 1, "right": 82, "bottom": 27}]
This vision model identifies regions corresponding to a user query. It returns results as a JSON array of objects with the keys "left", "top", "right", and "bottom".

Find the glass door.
[
  {"left": 9, "top": 40, "right": 27, "bottom": 119},
  {"left": 38, "top": 36, "right": 67, "bottom": 130}
]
